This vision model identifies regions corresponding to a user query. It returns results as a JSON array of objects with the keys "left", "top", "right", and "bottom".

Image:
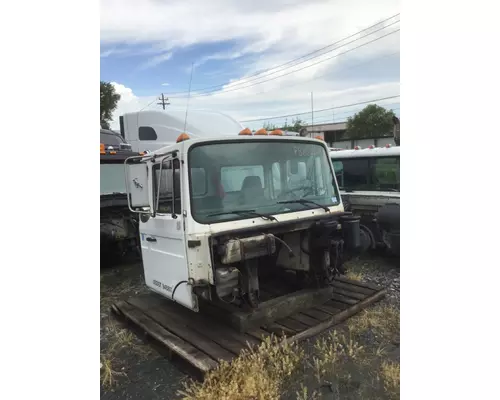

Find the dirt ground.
[{"left": 100, "top": 254, "right": 400, "bottom": 399}]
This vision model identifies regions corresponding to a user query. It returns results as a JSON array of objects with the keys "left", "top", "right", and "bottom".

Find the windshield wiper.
[
  {"left": 277, "top": 199, "right": 330, "bottom": 212},
  {"left": 206, "top": 209, "right": 278, "bottom": 221}
]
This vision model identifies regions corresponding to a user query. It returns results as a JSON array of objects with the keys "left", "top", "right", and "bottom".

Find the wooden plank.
[
  {"left": 334, "top": 276, "right": 382, "bottom": 292},
  {"left": 324, "top": 299, "right": 352, "bottom": 311},
  {"left": 330, "top": 280, "right": 375, "bottom": 296},
  {"left": 128, "top": 298, "right": 236, "bottom": 363},
  {"left": 141, "top": 296, "right": 260, "bottom": 354},
  {"left": 289, "top": 312, "right": 321, "bottom": 327},
  {"left": 261, "top": 322, "right": 296, "bottom": 338},
  {"left": 286, "top": 288, "right": 387, "bottom": 344},
  {"left": 300, "top": 308, "right": 333, "bottom": 322},
  {"left": 316, "top": 304, "right": 343, "bottom": 316},
  {"left": 330, "top": 293, "right": 358, "bottom": 305},
  {"left": 275, "top": 316, "right": 309, "bottom": 332},
  {"left": 246, "top": 328, "right": 273, "bottom": 342},
  {"left": 113, "top": 301, "right": 217, "bottom": 373},
  {"left": 331, "top": 287, "right": 367, "bottom": 301}
]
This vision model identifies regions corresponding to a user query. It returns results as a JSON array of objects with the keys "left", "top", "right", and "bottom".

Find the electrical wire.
[
  {"left": 164, "top": 13, "right": 400, "bottom": 96},
  {"left": 169, "top": 26, "right": 400, "bottom": 99},
  {"left": 240, "top": 95, "right": 400, "bottom": 123}
]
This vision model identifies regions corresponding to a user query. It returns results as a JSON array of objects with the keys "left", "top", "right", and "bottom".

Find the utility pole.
[
  {"left": 157, "top": 93, "right": 170, "bottom": 110},
  {"left": 311, "top": 92, "right": 314, "bottom": 137}
]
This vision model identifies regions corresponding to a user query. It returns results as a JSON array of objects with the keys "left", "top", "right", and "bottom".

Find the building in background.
[{"left": 302, "top": 122, "right": 395, "bottom": 149}]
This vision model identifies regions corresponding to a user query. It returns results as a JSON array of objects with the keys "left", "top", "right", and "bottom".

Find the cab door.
[{"left": 139, "top": 156, "right": 197, "bottom": 311}]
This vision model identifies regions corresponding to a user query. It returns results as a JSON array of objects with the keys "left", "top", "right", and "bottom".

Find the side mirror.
[{"left": 125, "top": 161, "right": 152, "bottom": 212}]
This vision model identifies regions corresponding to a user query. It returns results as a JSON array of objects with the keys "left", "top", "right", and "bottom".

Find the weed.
[
  {"left": 100, "top": 356, "right": 126, "bottom": 388},
  {"left": 347, "top": 303, "right": 400, "bottom": 343},
  {"left": 345, "top": 270, "right": 364, "bottom": 282},
  {"left": 295, "top": 383, "right": 319, "bottom": 400},
  {"left": 380, "top": 361, "right": 400, "bottom": 399},
  {"left": 178, "top": 335, "right": 304, "bottom": 400}
]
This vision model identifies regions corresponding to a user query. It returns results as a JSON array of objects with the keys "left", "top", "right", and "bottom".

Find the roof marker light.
[
  {"left": 314, "top": 135, "right": 324, "bottom": 141},
  {"left": 385, "top": 143, "right": 392, "bottom": 148},
  {"left": 270, "top": 129, "right": 283, "bottom": 136},
  {"left": 255, "top": 128, "right": 268, "bottom": 135},
  {"left": 368, "top": 145, "right": 375, "bottom": 149},
  {"left": 354, "top": 146, "right": 362, "bottom": 150},
  {"left": 239, "top": 128, "right": 252, "bottom": 135},
  {"left": 176, "top": 133, "right": 190, "bottom": 143},
  {"left": 100, "top": 143, "right": 105, "bottom": 154}
]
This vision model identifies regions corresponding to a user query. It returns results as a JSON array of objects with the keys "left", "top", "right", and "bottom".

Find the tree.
[
  {"left": 100, "top": 81, "right": 121, "bottom": 129},
  {"left": 287, "top": 118, "right": 305, "bottom": 133},
  {"left": 261, "top": 118, "right": 304, "bottom": 133},
  {"left": 346, "top": 104, "right": 396, "bottom": 139}
]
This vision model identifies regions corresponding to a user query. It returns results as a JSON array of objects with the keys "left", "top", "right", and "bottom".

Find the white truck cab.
[
  {"left": 125, "top": 129, "right": 363, "bottom": 314},
  {"left": 118, "top": 109, "right": 245, "bottom": 153},
  {"left": 330, "top": 145, "right": 400, "bottom": 254}
]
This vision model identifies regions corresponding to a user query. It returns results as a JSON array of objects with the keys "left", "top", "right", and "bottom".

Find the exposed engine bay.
[{"left": 195, "top": 213, "right": 361, "bottom": 311}]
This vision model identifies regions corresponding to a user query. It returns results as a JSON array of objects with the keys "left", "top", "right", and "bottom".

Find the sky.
[{"left": 100, "top": 0, "right": 400, "bottom": 131}]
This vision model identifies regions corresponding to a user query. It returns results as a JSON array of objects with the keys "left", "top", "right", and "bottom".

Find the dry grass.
[
  {"left": 345, "top": 270, "right": 364, "bottom": 282},
  {"left": 100, "top": 355, "right": 126, "bottom": 387},
  {"left": 178, "top": 336, "right": 304, "bottom": 400},
  {"left": 295, "top": 383, "right": 320, "bottom": 400},
  {"left": 100, "top": 320, "right": 153, "bottom": 388},
  {"left": 380, "top": 361, "right": 400, "bottom": 399},
  {"left": 178, "top": 303, "right": 400, "bottom": 399},
  {"left": 100, "top": 277, "right": 139, "bottom": 310},
  {"left": 347, "top": 303, "right": 400, "bottom": 343}
]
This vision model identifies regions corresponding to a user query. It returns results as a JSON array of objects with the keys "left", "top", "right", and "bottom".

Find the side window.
[
  {"left": 221, "top": 165, "right": 264, "bottom": 192},
  {"left": 371, "top": 157, "right": 399, "bottom": 189},
  {"left": 154, "top": 159, "right": 181, "bottom": 215},
  {"left": 331, "top": 160, "right": 344, "bottom": 188},
  {"left": 139, "top": 126, "right": 158, "bottom": 141},
  {"left": 342, "top": 159, "right": 370, "bottom": 189},
  {"left": 190, "top": 168, "right": 207, "bottom": 196}
]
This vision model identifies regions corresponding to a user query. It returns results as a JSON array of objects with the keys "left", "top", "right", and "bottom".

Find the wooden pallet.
[{"left": 111, "top": 276, "right": 386, "bottom": 376}]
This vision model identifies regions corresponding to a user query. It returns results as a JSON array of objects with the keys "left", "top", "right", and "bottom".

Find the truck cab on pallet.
[{"left": 124, "top": 128, "right": 362, "bottom": 327}]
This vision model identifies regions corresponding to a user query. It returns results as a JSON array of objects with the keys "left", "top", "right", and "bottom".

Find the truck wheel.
[{"left": 359, "top": 224, "right": 374, "bottom": 253}]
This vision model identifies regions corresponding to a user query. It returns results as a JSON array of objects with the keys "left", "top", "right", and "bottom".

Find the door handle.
[{"left": 146, "top": 237, "right": 157, "bottom": 242}]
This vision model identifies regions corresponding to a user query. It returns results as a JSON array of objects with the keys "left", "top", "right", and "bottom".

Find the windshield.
[
  {"left": 100, "top": 164, "right": 127, "bottom": 195},
  {"left": 331, "top": 156, "right": 400, "bottom": 192},
  {"left": 188, "top": 140, "right": 340, "bottom": 224},
  {"left": 100, "top": 132, "right": 123, "bottom": 146}
]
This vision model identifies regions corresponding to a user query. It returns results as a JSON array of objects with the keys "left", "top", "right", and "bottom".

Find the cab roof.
[{"left": 329, "top": 146, "right": 400, "bottom": 159}]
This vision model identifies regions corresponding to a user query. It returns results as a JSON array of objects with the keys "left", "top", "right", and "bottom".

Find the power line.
[
  {"left": 222, "top": 51, "right": 400, "bottom": 102},
  {"left": 306, "top": 106, "right": 400, "bottom": 125},
  {"left": 166, "top": 14, "right": 400, "bottom": 97},
  {"left": 187, "top": 13, "right": 400, "bottom": 89},
  {"left": 240, "top": 95, "right": 400, "bottom": 123},
  {"left": 139, "top": 98, "right": 158, "bottom": 111},
  {"left": 170, "top": 27, "right": 399, "bottom": 99}
]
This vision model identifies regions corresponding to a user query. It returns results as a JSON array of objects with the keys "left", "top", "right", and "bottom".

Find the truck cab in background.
[
  {"left": 330, "top": 146, "right": 400, "bottom": 255},
  {"left": 118, "top": 109, "right": 245, "bottom": 153}
]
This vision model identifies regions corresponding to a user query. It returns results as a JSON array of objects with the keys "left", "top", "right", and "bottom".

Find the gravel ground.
[{"left": 100, "top": 253, "right": 400, "bottom": 399}]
